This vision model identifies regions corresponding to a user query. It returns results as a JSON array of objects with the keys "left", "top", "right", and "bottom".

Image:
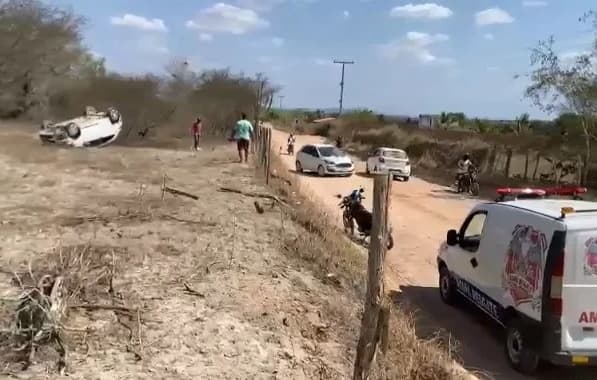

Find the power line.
[{"left": 333, "top": 59, "right": 354, "bottom": 115}]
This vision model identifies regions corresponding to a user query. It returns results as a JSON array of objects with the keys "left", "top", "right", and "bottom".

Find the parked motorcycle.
[{"left": 338, "top": 196, "right": 394, "bottom": 250}]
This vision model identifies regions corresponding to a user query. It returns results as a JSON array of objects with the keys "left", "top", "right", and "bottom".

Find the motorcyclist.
[
  {"left": 336, "top": 135, "right": 344, "bottom": 148},
  {"left": 455, "top": 154, "right": 472, "bottom": 187},
  {"left": 287, "top": 133, "right": 296, "bottom": 154},
  {"left": 347, "top": 187, "right": 365, "bottom": 205}
]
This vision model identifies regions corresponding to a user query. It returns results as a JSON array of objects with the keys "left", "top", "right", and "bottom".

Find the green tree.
[{"left": 524, "top": 11, "right": 597, "bottom": 185}]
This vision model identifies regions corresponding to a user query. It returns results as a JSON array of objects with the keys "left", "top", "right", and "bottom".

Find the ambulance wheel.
[
  {"left": 438, "top": 266, "right": 457, "bottom": 305},
  {"left": 505, "top": 317, "right": 540, "bottom": 374}
]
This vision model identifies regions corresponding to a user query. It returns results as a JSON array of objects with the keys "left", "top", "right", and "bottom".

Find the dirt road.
[{"left": 270, "top": 128, "right": 596, "bottom": 380}]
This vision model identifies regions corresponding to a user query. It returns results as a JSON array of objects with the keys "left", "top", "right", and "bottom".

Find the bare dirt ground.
[
  {"left": 270, "top": 127, "right": 597, "bottom": 380},
  {"left": 0, "top": 124, "right": 359, "bottom": 379}
]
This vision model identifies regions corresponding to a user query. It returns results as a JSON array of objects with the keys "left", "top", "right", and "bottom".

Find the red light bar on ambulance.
[
  {"left": 496, "top": 188, "right": 547, "bottom": 196},
  {"left": 542, "top": 186, "right": 587, "bottom": 196}
]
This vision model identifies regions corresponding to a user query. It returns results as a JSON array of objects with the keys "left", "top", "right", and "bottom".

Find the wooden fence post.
[
  {"left": 266, "top": 129, "right": 272, "bottom": 184},
  {"left": 504, "top": 147, "right": 513, "bottom": 178},
  {"left": 353, "top": 173, "right": 392, "bottom": 380},
  {"left": 532, "top": 153, "right": 541, "bottom": 180},
  {"left": 256, "top": 125, "right": 262, "bottom": 168},
  {"left": 255, "top": 124, "right": 261, "bottom": 164}
]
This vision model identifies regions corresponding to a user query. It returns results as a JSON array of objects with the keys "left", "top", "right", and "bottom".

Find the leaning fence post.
[
  {"left": 353, "top": 173, "right": 393, "bottom": 380},
  {"left": 266, "top": 128, "right": 272, "bottom": 185},
  {"left": 254, "top": 125, "right": 260, "bottom": 164}
]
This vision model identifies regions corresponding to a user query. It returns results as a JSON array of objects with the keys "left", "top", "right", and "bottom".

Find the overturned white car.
[{"left": 39, "top": 106, "right": 123, "bottom": 148}]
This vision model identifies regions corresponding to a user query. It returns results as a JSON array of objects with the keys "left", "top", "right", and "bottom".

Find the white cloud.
[
  {"left": 110, "top": 14, "right": 167, "bottom": 32},
  {"left": 236, "top": 0, "right": 284, "bottom": 12},
  {"left": 199, "top": 33, "right": 213, "bottom": 41},
  {"left": 271, "top": 37, "right": 284, "bottom": 47},
  {"left": 390, "top": 3, "right": 453, "bottom": 20},
  {"left": 235, "top": 0, "right": 316, "bottom": 12},
  {"left": 186, "top": 3, "right": 269, "bottom": 35},
  {"left": 475, "top": 8, "right": 514, "bottom": 26},
  {"left": 522, "top": 1, "right": 547, "bottom": 7},
  {"left": 343, "top": 10, "right": 350, "bottom": 19},
  {"left": 483, "top": 33, "right": 494, "bottom": 40},
  {"left": 379, "top": 31, "right": 452, "bottom": 64}
]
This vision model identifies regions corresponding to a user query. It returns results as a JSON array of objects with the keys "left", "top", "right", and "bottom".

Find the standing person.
[
  {"left": 233, "top": 112, "right": 253, "bottom": 163},
  {"left": 287, "top": 133, "right": 295, "bottom": 155},
  {"left": 191, "top": 118, "right": 202, "bottom": 151}
]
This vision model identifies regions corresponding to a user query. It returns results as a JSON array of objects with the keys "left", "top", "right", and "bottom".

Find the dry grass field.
[
  {"left": 0, "top": 123, "right": 357, "bottom": 379},
  {"left": 0, "top": 123, "right": 469, "bottom": 380}
]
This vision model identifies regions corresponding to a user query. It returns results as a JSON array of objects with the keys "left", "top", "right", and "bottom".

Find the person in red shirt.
[{"left": 191, "top": 118, "right": 202, "bottom": 151}]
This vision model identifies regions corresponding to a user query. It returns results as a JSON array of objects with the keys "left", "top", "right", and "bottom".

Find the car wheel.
[
  {"left": 107, "top": 108, "right": 121, "bottom": 124},
  {"left": 439, "top": 266, "right": 457, "bottom": 305},
  {"left": 505, "top": 318, "right": 540, "bottom": 374},
  {"left": 65, "top": 123, "right": 81, "bottom": 139},
  {"left": 317, "top": 165, "right": 326, "bottom": 177},
  {"left": 295, "top": 160, "right": 303, "bottom": 173},
  {"left": 403, "top": 176, "right": 410, "bottom": 182}
]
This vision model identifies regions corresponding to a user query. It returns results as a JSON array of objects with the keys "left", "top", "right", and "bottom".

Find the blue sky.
[{"left": 51, "top": 0, "right": 595, "bottom": 119}]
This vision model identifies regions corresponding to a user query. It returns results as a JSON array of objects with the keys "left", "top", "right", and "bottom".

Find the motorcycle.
[
  {"left": 338, "top": 196, "right": 394, "bottom": 250},
  {"left": 457, "top": 166, "right": 480, "bottom": 196}
]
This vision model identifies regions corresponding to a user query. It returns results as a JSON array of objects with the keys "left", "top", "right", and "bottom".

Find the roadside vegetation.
[
  {"left": 271, "top": 11, "right": 597, "bottom": 192},
  {"left": 0, "top": 0, "right": 473, "bottom": 379}
]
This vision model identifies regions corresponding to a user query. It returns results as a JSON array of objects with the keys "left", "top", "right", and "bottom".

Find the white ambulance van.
[{"left": 437, "top": 199, "right": 597, "bottom": 374}]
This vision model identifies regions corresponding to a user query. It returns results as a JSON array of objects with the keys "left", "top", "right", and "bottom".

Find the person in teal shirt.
[{"left": 233, "top": 112, "right": 254, "bottom": 163}]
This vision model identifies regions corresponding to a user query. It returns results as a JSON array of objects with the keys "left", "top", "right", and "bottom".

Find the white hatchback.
[
  {"left": 295, "top": 143, "right": 354, "bottom": 177},
  {"left": 366, "top": 147, "right": 411, "bottom": 181}
]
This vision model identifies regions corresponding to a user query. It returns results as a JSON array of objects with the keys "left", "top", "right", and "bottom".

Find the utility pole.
[
  {"left": 333, "top": 59, "right": 354, "bottom": 115},
  {"left": 278, "top": 95, "right": 285, "bottom": 110}
]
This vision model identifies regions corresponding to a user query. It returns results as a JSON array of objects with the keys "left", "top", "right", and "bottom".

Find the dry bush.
[
  {"left": 49, "top": 74, "right": 173, "bottom": 140},
  {"left": 0, "top": 244, "right": 135, "bottom": 373},
  {"left": 265, "top": 157, "right": 466, "bottom": 380}
]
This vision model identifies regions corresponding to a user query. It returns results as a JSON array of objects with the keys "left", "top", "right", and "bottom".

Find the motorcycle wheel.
[{"left": 470, "top": 182, "right": 480, "bottom": 196}]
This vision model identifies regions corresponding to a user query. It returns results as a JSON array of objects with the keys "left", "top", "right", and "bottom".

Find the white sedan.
[
  {"left": 39, "top": 106, "right": 123, "bottom": 148},
  {"left": 295, "top": 143, "right": 354, "bottom": 177},
  {"left": 366, "top": 147, "right": 411, "bottom": 181}
]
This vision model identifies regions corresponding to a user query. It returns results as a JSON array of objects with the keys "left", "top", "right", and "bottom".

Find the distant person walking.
[
  {"left": 191, "top": 118, "right": 202, "bottom": 151},
  {"left": 232, "top": 112, "right": 253, "bottom": 163}
]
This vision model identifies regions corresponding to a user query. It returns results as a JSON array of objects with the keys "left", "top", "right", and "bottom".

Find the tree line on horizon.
[{"left": 0, "top": 0, "right": 280, "bottom": 142}]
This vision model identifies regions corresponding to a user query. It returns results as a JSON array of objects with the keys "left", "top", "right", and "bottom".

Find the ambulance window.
[{"left": 460, "top": 212, "right": 487, "bottom": 251}]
